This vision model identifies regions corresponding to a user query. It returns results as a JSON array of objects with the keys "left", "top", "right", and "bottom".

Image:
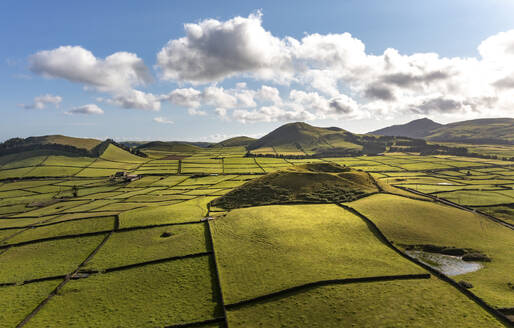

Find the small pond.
[{"left": 406, "top": 250, "right": 483, "bottom": 276}]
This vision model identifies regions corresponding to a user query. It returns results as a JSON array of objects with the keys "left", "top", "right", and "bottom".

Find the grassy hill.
[
  {"left": 370, "top": 118, "right": 514, "bottom": 145},
  {"left": 248, "top": 122, "right": 368, "bottom": 156},
  {"left": 0, "top": 135, "right": 147, "bottom": 165},
  {"left": 370, "top": 118, "right": 443, "bottom": 139},
  {"left": 426, "top": 118, "right": 514, "bottom": 144},
  {"left": 211, "top": 163, "right": 378, "bottom": 209},
  {"left": 212, "top": 136, "right": 256, "bottom": 148},
  {"left": 137, "top": 141, "right": 202, "bottom": 153},
  {"left": 0, "top": 135, "right": 102, "bottom": 152}
]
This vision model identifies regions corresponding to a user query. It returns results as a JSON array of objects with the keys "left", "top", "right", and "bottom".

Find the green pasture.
[
  {"left": 211, "top": 204, "right": 423, "bottom": 304},
  {"left": 226, "top": 277, "right": 503, "bottom": 328},
  {"left": 118, "top": 197, "right": 214, "bottom": 228},
  {"left": 437, "top": 190, "right": 513, "bottom": 206},
  {"left": 0, "top": 280, "right": 60, "bottom": 328},
  {"left": 3, "top": 216, "right": 114, "bottom": 245},
  {"left": 85, "top": 223, "right": 208, "bottom": 270},
  {"left": 28, "top": 256, "right": 222, "bottom": 328},
  {"left": 349, "top": 193, "right": 514, "bottom": 308},
  {"left": 0, "top": 235, "right": 106, "bottom": 283}
]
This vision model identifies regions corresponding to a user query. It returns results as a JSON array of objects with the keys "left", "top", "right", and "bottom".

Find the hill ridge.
[{"left": 370, "top": 117, "right": 513, "bottom": 144}]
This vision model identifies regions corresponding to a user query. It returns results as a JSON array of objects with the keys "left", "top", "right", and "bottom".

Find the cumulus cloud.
[
  {"left": 187, "top": 108, "right": 207, "bottom": 116},
  {"left": 29, "top": 46, "right": 159, "bottom": 111},
  {"left": 233, "top": 106, "right": 315, "bottom": 123},
  {"left": 30, "top": 46, "right": 153, "bottom": 92},
  {"left": 257, "top": 85, "right": 282, "bottom": 104},
  {"left": 164, "top": 86, "right": 256, "bottom": 110},
  {"left": 65, "top": 104, "right": 104, "bottom": 115},
  {"left": 19, "top": 94, "right": 62, "bottom": 110},
  {"left": 156, "top": 12, "right": 514, "bottom": 121},
  {"left": 28, "top": 13, "right": 514, "bottom": 121},
  {"left": 106, "top": 90, "right": 161, "bottom": 111},
  {"left": 156, "top": 11, "right": 293, "bottom": 83},
  {"left": 364, "top": 84, "right": 395, "bottom": 101},
  {"left": 153, "top": 117, "right": 174, "bottom": 124}
]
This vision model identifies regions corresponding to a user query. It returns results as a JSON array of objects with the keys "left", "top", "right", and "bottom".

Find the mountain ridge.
[{"left": 370, "top": 117, "right": 513, "bottom": 144}]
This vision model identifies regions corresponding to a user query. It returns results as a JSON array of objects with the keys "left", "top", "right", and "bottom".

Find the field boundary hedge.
[
  {"left": 16, "top": 232, "right": 113, "bottom": 327},
  {"left": 0, "top": 220, "right": 205, "bottom": 249},
  {"left": 224, "top": 274, "right": 431, "bottom": 310},
  {"left": 101, "top": 251, "right": 213, "bottom": 274},
  {"left": 338, "top": 203, "right": 513, "bottom": 327},
  {"left": 164, "top": 317, "right": 226, "bottom": 328},
  {"left": 206, "top": 220, "right": 229, "bottom": 328},
  {"left": 396, "top": 186, "right": 514, "bottom": 230},
  {"left": 0, "top": 215, "right": 115, "bottom": 231}
]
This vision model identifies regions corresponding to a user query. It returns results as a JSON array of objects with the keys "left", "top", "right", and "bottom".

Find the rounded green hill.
[{"left": 211, "top": 162, "right": 378, "bottom": 209}]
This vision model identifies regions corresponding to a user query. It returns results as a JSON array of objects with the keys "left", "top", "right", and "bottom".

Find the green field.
[
  {"left": 211, "top": 204, "right": 424, "bottom": 304},
  {"left": 0, "top": 235, "right": 106, "bottom": 283},
  {"left": 27, "top": 256, "right": 223, "bottom": 328},
  {"left": 349, "top": 194, "right": 514, "bottom": 308},
  {"left": 227, "top": 278, "right": 503, "bottom": 328},
  {"left": 0, "top": 141, "right": 512, "bottom": 327}
]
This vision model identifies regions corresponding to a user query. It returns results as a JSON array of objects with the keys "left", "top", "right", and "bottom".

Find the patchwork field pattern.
[{"left": 0, "top": 144, "right": 512, "bottom": 327}]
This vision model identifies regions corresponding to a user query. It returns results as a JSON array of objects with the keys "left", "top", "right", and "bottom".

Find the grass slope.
[
  {"left": 99, "top": 144, "right": 146, "bottom": 163},
  {"left": 248, "top": 122, "right": 362, "bottom": 154},
  {"left": 212, "top": 136, "right": 256, "bottom": 148},
  {"left": 370, "top": 117, "right": 514, "bottom": 145},
  {"left": 0, "top": 235, "right": 106, "bottom": 283},
  {"left": 84, "top": 224, "right": 209, "bottom": 270},
  {"left": 226, "top": 277, "right": 503, "bottom": 328},
  {"left": 137, "top": 141, "right": 201, "bottom": 153},
  {"left": 28, "top": 256, "right": 223, "bottom": 327},
  {"left": 211, "top": 163, "right": 378, "bottom": 209},
  {"left": 211, "top": 204, "right": 424, "bottom": 304},
  {"left": 0, "top": 280, "right": 60, "bottom": 328},
  {"left": 370, "top": 117, "right": 443, "bottom": 138},
  {"left": 427, "top": 118, "right": 514, "bottom": 144},
  {"left": 349, "top": 193, "right": 514, "bottom": 308}
]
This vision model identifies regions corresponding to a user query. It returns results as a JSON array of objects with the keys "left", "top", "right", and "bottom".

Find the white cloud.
[
  {"left": 257, "top": 85, "right": 282, "bottom": 104},
  {"left": 166, "top": 88, "right": 202, "bottom": 108},
  {"left": 19, "top": 94, "right": 62, "bottom": 110},
  {"left": 27, "top": 13, "right": 514, "bottom": 122},
  {"left": 233, "top": 106, "right": 315, "bottom": 123},
  {"left": 106, "top": 90, "right": 161, "bottom": 111},
  {"left": 478, "top": 29, "right": 514, "bottom": 63},
  {"left": 156, "top": 12, "right": 514, "bottom": 120},
  {"left": 188, "top": 108, "right": 207, "bottom": 116},
  {"left": 164, "top": 85, "right": 256, "bottom": 110},
  {"left": 29, "top": 46, "right": 159, "bottom": 111},
  {"left": 156, "top": 11, "right": 293, "bottom": 83},
  {"left": 153, "top": 117, "right": 174, "bottom": 124},
  {"left": 65, "top": 104, "right": 104, "bottom": 115},
  {"left": 215, "top": 107, "right": 227, "bottom": 118},
  {"left": 30, "top": 46, "right": 153, "bottom": 92}
]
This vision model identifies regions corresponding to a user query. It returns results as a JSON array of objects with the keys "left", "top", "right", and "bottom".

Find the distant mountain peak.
[
  {"left": 369, "top": 117, "right": 513, "bottom": 144},
  {"left": 369, "top": 118, "right": 443, "bottom": 138}
]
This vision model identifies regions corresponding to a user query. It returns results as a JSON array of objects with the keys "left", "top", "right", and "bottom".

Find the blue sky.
[{"left": 1, "top": 0, "right": 514, "bottom": 142}]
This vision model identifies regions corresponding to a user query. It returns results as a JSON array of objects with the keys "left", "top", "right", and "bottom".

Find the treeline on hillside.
[
  {"left": 390, "top": 141, "right": 514, "bottom": 161},
  {"left": 0, "top": 138, "right": 147, "bottom": 158},
  {"left": 246, "top": 135, "right": 514, "bottom": 161},
  {"left": 429, "top": 137, "right": 513, "bottom": 145}
]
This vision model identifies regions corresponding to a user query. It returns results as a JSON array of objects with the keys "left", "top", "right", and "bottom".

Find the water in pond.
[{"left": 406, "top": 250, "right": 482, "bottom": 276}]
